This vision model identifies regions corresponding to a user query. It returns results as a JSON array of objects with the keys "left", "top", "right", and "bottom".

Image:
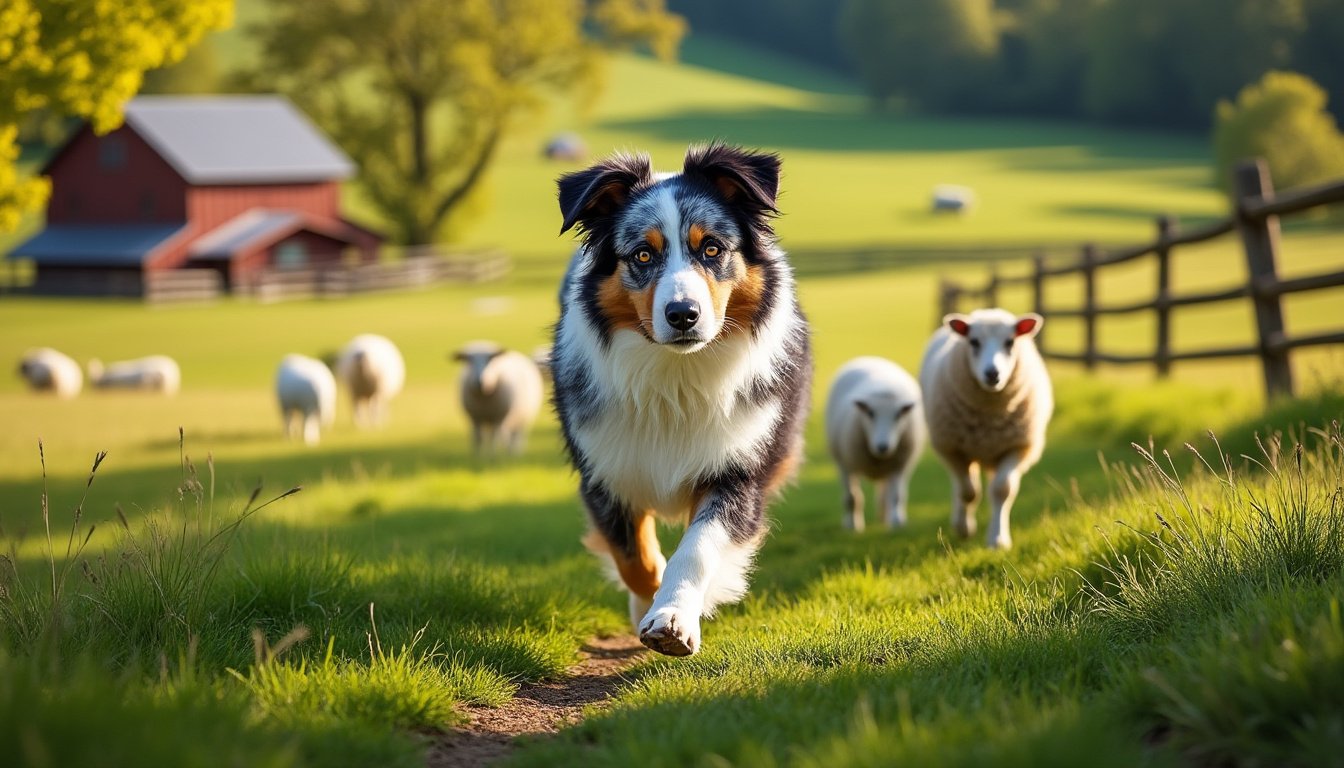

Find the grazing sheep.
[
  {"left": 17, "top": 348, "right": 83, "bottom": 398},
  {"left": 920, "top": 308, "right": 1052, "bottom": 549},
  {"left": 88, "top": 355, "right": 181, "bottom": 395},
  {"left": 275, "top": 354, "right": 336, "bottom": 446},
  {"left": 453, "top": 341, "right": 544, "bottom": 457},
  {"left": 825, "top": 357, "right": 926, "bottom": 531},
  {"left": 335, "top": 334, "right": 405, "bottom": 428},
  {"left": 931, "top": 184, "right": 976, "bottom": 214}
]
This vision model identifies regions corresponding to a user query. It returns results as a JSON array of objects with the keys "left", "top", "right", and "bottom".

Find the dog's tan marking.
[
  {"left": 763, "top": 439, "right": 803, "bottom": 499},
  {"left": 687, "top": 223, "right": 706, "bottom": 251},
  {"left": 591, "top": 513, "right": 662, "bottom": 599},
  {"left": 723, "top": 261, "right": 766, "bottom": 337},
  {"left": 597, "top": 264, "right": 654, "bottom": 335},
  {"left": 644, "top": 228, "right": 665, "bottom": 254}
]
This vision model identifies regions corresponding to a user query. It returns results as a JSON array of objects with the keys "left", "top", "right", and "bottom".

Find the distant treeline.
[{"left": 668, "top": 0, "right": 1344, "bottom": 130}]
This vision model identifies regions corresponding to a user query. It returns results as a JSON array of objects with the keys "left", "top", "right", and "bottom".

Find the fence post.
[
  {"left": 1082, "top": 243, "right": 1098, "bottom": 371},
  {"left": 1154, "top": 215, "right": 1175, "bottom": 378},
  {"left": 1031, "top": 251, "right": 1046, "bottom": 349},
  {"left": 1233, "top": 159, "right": 1294, "bottom": 400},
  {"left": 986, "top": 266, "right": 1000, "bottom": 308},
  {"left": 938, "top": 278, "right": 958, "bottom": 325}
]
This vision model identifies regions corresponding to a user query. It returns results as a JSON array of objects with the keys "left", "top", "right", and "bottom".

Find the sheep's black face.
[
  {"left": 945, "top": 310, "right": 1043, "bottom": 392},
  {"left": 557, "top": 143, "right": 781, "bottom": 352}
]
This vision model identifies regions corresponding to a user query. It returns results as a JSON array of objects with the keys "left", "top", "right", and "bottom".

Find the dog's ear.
[
  {"left": 683, "top": 142, "right": 781, "bottom": 217},
  {"left": 557, "top": 153, "right": 653, "bottom": 235}
]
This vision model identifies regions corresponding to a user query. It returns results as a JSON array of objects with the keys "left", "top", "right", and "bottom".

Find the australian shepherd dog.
[{"left": 551, "top": 143, "right": 812, "bottom": 656}]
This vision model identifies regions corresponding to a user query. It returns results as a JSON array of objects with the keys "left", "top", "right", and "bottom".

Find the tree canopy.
[
  {"left": 1213, "top": 70, "right": 1344, "bottom": 193},
  {"left": 246, "top": 0, "right": 685, "bottom": 245},
  {"left": 0, "top": 0, "right": 232, "bottom": 232}
]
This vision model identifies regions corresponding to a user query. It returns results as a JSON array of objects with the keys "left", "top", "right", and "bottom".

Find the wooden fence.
[
  {"left": 939, "top": 159, "right": 1344, "bottom": 400},
  {"left": 237, "top": 248, "right": 511, "bottom": 303}
]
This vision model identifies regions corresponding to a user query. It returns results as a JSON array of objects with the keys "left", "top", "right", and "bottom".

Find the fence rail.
[
  {"left": 239, "top": 248, "right": 510, "bottom": 303},
  {"left": 939, "top": 159, "right": 1344, "bottom": 400}
]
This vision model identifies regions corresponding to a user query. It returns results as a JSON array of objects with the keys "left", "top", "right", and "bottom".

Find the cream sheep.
[
  {"left": 335, "top": 334, "right": 405, "bottom": 428},
  {"left": 17, "top": 348, "right": 83, "bottom": 398},
  {"left": 275, "top": 354, "right": 336, "bottom": 446},
  {"left": 453, "top": 341, "right": 544, "bottom": 457},
  {"left": 920, "top": 308, "right": 1052, "bottom": 549},
  {"left": 88, "top": 355, "right": 181, "bottom": 395},
  {"left": 825, "top": 356, "right": 926, "bottom": 531}
]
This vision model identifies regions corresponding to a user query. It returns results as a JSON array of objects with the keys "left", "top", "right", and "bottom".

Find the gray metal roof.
[
  {"left": 188, "top": 209, "right": 302, "bottom": 259},
  {"left": 123, "top": 96, "right": 355, "bottom": 184},
  {"left": 10, "top": 224, "right": 186, "bottom": 265}
]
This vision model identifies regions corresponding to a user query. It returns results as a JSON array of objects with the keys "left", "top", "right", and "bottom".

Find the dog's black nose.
[
  {"left": 984, "top": 367, "right": 1000, "bottom": 385},
  {"left": 665, "top": 300, "right": 700, "bottom": 331}
]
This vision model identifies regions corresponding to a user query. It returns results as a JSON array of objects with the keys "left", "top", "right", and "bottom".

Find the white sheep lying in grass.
[
  {"left": 88, "top": 355, "right": 181, "bottom": 395},
  {"left": 275, "top": 354, "right": 336, "bottom": 446},
  {"left": 335, "top": 334, "right": 405, "bottom": 428},
  {"left": 18, "top": 348, "right": 83, "bottom": 398},
  {"left": 825, "top": 356, "right": 925, "bottom": 531},
  {"left": 453, "top": 341, "right": 544, "bottom": 457},
  {"left": 920, "top": 308, "right": 1053, "bottom": 549}
]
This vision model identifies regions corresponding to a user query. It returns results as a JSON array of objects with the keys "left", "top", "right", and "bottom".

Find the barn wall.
[
  {"left": 45, "top": 126, "right": 188, "bottom": 225},
  {"left": 230, "top": 231, "right": 350, "bottom": 287},
  {"left": 31, "top": 266, "right": 145, "bottom": 297},
  {"left": 188, "top": 184, "right": 341, "bottom": 232}
]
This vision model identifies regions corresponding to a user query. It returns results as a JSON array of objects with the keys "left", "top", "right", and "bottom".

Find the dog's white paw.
[{"left": 638, "top": 607, "right": 700, "bottom": 657}]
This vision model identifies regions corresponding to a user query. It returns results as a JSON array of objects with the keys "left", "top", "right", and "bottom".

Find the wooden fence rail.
[{"left": 939, "top": 158, "right": 1344, "bottom": 400}]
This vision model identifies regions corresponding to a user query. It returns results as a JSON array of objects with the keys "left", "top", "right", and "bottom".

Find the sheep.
[
  {"left": 87, "top": 355, "right": 181, "bottom": 395},
  {"left": 931, "top": 184, "right": 976, "bottom": 214},
  {"left": 825, "top": 356, "right": 926, "bottom": 532},
  {"left": 452, "top": 341, "right": 544, "bottom": 457},
  {"left": 920, "top": 308, "right": 1052, "bottom": 550},
  {"left": 17, "top": 348, "right": 83, "bottom": 398},
  {"left": 335, "top": 334, "right": 405, "bottom": 428},
  {"left": 275, "top": 354, "right": 336, "bottom": 446}
]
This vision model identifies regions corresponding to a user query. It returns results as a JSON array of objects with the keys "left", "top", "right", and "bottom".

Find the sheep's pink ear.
[
  {"left": 449, "top": 351, "right": 467, "bottom": 362},
  {"left": 944, "top": 314, "right": 971, "bottom": 337},
  {"left": 1014, "top": 313, "right": 1043, "bottom": 338}
]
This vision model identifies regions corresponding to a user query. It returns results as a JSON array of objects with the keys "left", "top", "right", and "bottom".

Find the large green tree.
[
  {"left": 838, "top": 0, "right": 998, "bottom": 112},
  {"left": 1213, "top": 70, "right": 1344, "bottom": 193},
  {"left": 246, "top": 0, "right": 685, "bottom": 245},
  {"left": 0, "top": 0, "right": 231, "bottom": 233}
]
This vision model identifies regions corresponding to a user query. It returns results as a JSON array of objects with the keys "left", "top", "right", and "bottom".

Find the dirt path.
[{"left": 425, "top": 635, "right": 646, "bottom": 767}]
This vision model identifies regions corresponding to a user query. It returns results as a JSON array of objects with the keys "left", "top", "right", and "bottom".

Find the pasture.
[{"left": 3, "top": 38, "right": 1344, "bottom": 768}]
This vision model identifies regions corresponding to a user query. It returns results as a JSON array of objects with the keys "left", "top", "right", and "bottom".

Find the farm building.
[{"left": 8, "top": 95, "right": 381, "bottom": 298}]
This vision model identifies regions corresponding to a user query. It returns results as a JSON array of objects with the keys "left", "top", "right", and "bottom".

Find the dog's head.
[{"left": 558, "top": 143, "right": 781, "bottom": 353}]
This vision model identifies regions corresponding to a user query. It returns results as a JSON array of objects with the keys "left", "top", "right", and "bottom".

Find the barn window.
[
  {"left": 99, "top": 137, "right": 127, "bottom": 170},
  {"left": 275, "top": 240, "right": 308, "bottom": 269}
]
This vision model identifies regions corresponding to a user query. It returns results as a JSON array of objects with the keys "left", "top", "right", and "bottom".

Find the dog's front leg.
[{"left": 639, "top": 485, "right": 762, "bottom": 657}]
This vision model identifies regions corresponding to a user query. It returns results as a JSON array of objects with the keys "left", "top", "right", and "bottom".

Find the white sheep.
[
  {"left": 453, "top": 341, "right": 544, "bottom": 457},
  {"left": 17, "top": 348, "right": 83, "bottom": 398},
  {"left": 88, "top": 355, "right": 181, "bottom": 395},
  {"left": 335, "top": 334, "right": 405, "bottom": 428},
  {"left": 275, "top": 354, "right": 336, "bottom": 446},
  {"left": 920, "top": 308, "right": 1052, "bottom": 549},
  {"left": 825, "top": 356, "right": 926, "bottom": 531}
]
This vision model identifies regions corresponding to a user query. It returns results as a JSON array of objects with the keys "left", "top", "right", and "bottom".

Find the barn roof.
[
  {"left": 119, "top": 96, "right": 355, "bottom": 184},
  {"left": 10, "top": 224, "right": 186, "bottom": 265},
  {"left": 189, "top": 210, "right": 303, "bottom": 258}
]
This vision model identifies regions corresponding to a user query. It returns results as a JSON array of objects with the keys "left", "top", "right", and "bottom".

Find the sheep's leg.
[
  {"left": 470, "top": 422, "right": 484, "bottom": 457},
  {"left": 944, "top": 453, "right": 980, "bottom": 538},
  {"left": 640, "top": 480, "right": 763, "bottom": 657},
  {"left": 506, "top": 425, "right": 527, "bottom": 456},
  {"left": 986, "top": 451, "right": 1028, "bottom": 550},
  {"left": 840, "top": 470, "right": 865, "bottom": 532},
  {"left": 282, "top": 410, "right": 297, "bottom": 441},
  {"left": 580, "top": 482, "right": 665, "bottom": 629},
  {"left": 302, "top": 413, "right": 321, "bottom": 446},
  {"left": 882, "top": 465, "right": 914, "bottom": 529}
]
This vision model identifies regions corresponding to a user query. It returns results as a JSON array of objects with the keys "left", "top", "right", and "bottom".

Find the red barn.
[{"left": 11, "top": 95, "right": 381, "bottom": 297}]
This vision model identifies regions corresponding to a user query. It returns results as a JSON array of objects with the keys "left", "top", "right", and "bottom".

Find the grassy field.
[{"left": 3, "top": 20, "right": 1344, "bottom": 768}]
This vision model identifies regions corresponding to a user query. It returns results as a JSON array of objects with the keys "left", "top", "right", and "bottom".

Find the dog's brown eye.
[
  {"left": 703, "top": 242, "right": 721, "bottom": 258},
  {"left": 635, "top": 250, "right": 652, "bottom": 264}
]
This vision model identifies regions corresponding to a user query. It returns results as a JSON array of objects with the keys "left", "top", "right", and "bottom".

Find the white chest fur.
[{"left": 574, "top": 328, "right": 782, "bottom": 515}]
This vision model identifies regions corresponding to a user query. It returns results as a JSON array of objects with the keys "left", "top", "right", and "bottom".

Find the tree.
[
  {"left": 245, "top": 0, "right": 685, "bottom": 245},
  {"left": 0, "top": 0, "right": 231, "bottom": 232},
  {"left": 1213, "top": 71, "right": 1344, "bottom": 193},
  {"left": 837, "top": 0, "right": 998, "bottom": 112}
]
